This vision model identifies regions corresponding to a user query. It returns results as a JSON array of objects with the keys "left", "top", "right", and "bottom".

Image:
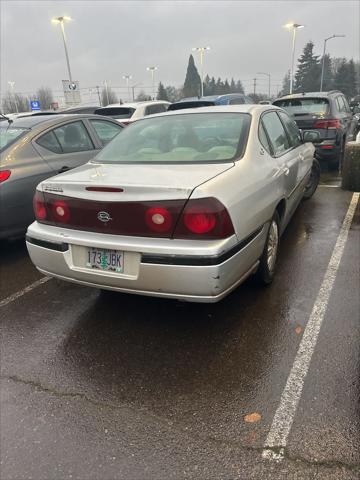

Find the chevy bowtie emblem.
[{"left": 97, "top": 211, "right": 113, "bottom": 223}]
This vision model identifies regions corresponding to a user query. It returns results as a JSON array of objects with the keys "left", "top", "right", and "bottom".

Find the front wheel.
[
  {"left": 302, "top": 159, "right": 320, "bottom": 200},
  {"left": 255, "top": 212, "right": 280, "bottom": 285}
]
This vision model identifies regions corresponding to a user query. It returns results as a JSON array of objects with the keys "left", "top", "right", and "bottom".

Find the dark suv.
[{"left": 273, "top": 91, "right": 356, "bottom": 168}]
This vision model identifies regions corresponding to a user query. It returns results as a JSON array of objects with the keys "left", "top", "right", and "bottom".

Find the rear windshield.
[
  {"left": 94, "top": 107, "right": 135, "bottom": 119},
  {"left": 95, "top": 112, "right": 251, "bottom": 164},
  {"left": 167, "top": 101, "right": 215, "bottom": 111},
  {"left": 0, "top": 126, "right": 29, "bottom": 151},
  {"left": 274, "top": 98, "right": 329, "bottom": 115}
]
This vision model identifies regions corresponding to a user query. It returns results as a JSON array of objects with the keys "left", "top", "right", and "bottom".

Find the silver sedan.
[{"left": 26, "top": 105, "right": 319, "bottom": 302}]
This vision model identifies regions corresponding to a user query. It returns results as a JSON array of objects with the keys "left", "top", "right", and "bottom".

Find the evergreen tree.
[
  {"left": 230, "top": 78, "right": 236, "bottom": 92},
  {"left": 334, "top": 59, "right": 357, "bottom": 98},
  {"left": 215, "top": 77, "right": 224, "bottom": 94},
  {"left": 320, "top": 54, "right": 333, "bottom": 91},
  {"left": 294, "top": 41, "right": 321, "bottom": 92},
  {"left": 203, "top": 75, "right": 211, "bottom": 95},
  {"left": 157, "top": 82, "right": 169, "bottom": 101},
  {"left": 183, "top": 54, "right": 201, "bottom": 97},
  {"left": 223, "top": 79, "right": 230, "bottom": 94},
  {"left": 209, "top": 77, "right": 216, "bottom": 95},
  {"left": 164, "top": 86, "right": 178, "bottom": 102},
  {"left": 235, "top": 80, "right": 244, "bottom": 94}
]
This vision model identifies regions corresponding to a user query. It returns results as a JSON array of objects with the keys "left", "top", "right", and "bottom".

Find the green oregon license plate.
[{"left": 86, "top": 248, "right": 124, "bottom": 272}]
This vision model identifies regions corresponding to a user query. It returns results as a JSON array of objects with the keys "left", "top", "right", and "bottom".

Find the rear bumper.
[
  {"left": 315, "top": 143, "right": 340, "bottom": 161},
  {"left": 26, "top": 222, "right": 267, "bottom": 303}
]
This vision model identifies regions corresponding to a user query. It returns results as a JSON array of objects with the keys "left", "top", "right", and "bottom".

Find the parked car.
[
  {"left": 273, "top": 91, "right": 357, "bottom": 169},
  {"left": 59, "top": 105, "right": 101, "bottom": 114},
  {"left": 26, "top": 105, "right": 319, "bottom": 302},
  {"left": 168, "top": 94, "right": 253, "bottom": 111},
  {"left": 94, "top": 101, "right": 170, "bottom": 125},
  {"left": 0, "top": 114, "right": 123, "bottom": 239}
]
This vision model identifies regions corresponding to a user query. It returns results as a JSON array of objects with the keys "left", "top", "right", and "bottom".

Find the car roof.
[
  {"left": 100, "top": 101, "right": 171, "bottom": 110},
  {"left": 274, "top": 90, "right": 342, "bottom": 101},
  {"left": 2, "top": 114, "right": 118, "bottom": 129},
  {"left": 138, "top": 104, "right": 279, "bottom": 120},
  {"left": 178, "top": 94, "right": 247, "bottom": 103}
]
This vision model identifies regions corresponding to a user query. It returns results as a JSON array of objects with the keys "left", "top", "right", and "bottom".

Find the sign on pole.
[
  {"left": 30, "top": 100, "right": 41, "bottom": 111},
  {"left": 62, "top": 80, "right": 81, "bottom": 106}
]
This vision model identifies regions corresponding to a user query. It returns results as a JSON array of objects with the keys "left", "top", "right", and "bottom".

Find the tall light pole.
[
  {"left": 284, "top": 23, "right": 304, "bottom": 94},
  {"left": 257, "top": 72, "right": 271, "bottom": 98},
  {"left": 320, "top": 34, "right": 346, "bottom": 91},
  {"left": 8, "top": 81, "right": 18, "bottom": 113},
  {"left": 123, "top": 75, "right": 132, "bottom": 101},
  {"left": 192, "top": 47, "right": 210, "bottom": 98},
  {"left": 103, "top": 80, "right": 110, "bottom": 105},
  {"left": 131, "top": 83, "right": 142, "bottom": 101},
  {"left": 146, "top": 67, "right": 158, "bottom": 100},
  {"left": 51, "top": 16, "right": 73, "bottom": 84}
]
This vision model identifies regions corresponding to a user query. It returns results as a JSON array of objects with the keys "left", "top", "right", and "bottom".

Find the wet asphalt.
[{"left": 0, "top": 172, "right": 359, "bottom": 480}]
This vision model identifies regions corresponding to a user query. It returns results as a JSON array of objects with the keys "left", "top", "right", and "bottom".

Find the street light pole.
[
  {"left": 257, "top": 72, "right": 271, "bottom": 98},
  {"left": 146, "top": 67, "right": 158, "bottom": 100},
  {"left": 8, "top": 81, "right": 18, "bottom": 113},
  {"left": 51, "top": 16, "right": 73, "bottom": 84},
  {"left": 192, "top": 47, "right": 210, "bottom": 98},
  {"left": 284, "top": 23, "right": 304, "bottom": 94},
  {"left": 123, "top": 75, "right": 132, "bottom": 101},
  {"left": 320, "top": 34, "right": 346, "bottom": 91}
]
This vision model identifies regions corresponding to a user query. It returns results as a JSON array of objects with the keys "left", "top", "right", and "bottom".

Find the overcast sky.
[{"left": 1, "top": 0, "right": 359, "bottom": 102}]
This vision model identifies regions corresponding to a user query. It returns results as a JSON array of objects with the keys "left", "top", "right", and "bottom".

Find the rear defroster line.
[{"left": 262, "top": 192, "right": 359, "bottom": 462}]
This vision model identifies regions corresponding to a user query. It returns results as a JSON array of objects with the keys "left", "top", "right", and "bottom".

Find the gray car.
[{"left": 0, "top": 114, "right": 123, "bottom": 239}]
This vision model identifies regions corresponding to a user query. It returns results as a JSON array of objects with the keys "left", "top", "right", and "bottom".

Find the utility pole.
[{"left": 104, "top": 80, "right": 110, "bottom": 105}]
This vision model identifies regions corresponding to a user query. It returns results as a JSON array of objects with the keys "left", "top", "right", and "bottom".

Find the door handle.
[
  {"left": 58, "top": 166, "right": 70, "bottom": 174},
  {"left": 283, "top": 167, "right": 290, "bottom": 176}
]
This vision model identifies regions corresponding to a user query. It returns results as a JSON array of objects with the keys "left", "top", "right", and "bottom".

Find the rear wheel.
[
  {"left": 303, "top": 159, "right": 320, "bottom": 200},
  {"left": 255, "top": 211, "right": 280, "bottom": 285}
]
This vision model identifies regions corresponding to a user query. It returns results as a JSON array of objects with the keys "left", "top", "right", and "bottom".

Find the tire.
[
  {"left": 255, "top": 211, "right": 280, "bottom": 285},
  {"left": 302, "top": 159, "right": 320, "bottom": 200}
]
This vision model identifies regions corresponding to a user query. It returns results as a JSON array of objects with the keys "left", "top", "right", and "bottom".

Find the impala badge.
[{"left": 97, "top": 211, "right": 112, "bottom": 223}]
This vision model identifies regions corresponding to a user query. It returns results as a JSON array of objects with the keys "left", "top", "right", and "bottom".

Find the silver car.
[
  {"left": 26, "top": 105, "right": 318, "bottom": 302},
  {"left": 0, "top": 114, "right": 123, "bottom": 239}
]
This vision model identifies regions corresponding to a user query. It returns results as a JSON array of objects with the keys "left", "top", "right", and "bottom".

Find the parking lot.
[{"left": 0, "top": 170, "right": 359, "bottom": 480}]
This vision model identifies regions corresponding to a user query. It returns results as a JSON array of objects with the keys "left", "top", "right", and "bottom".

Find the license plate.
[{"left": 86, "top": 248, "right": 124, "bottom": 272}]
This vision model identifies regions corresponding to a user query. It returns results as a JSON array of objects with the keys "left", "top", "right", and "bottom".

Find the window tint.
[
  {"left": 53, "top": 121, "right": 94, "bottom": 153},
  {"left": 278, "top": 111, "right": 302, "bottom": 148},
  {"left": 261, "top": 111, "right": 290, "bottom": 156},
  {"left": 90, "top": 120, "right": 122, "bottom": 145},
  {"left": 258, "top": 121, "right": 271, "bottom": 154},
  {"left": 274, "top": 98, "right": 329, "bottom": 115},
  {"left": 94, "top": 107, "right": 135, "bottom": 119},
  {"left": 36, "top": 130, "right": 62, "bottom": 154},
  {"left": 145, "top": 104, "right": 167, "bottom": 116}
]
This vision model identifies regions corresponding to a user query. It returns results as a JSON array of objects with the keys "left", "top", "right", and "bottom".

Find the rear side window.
[
  {"left": 258, "top": 121, "right": 271, "bottom": 154},
  {"left": 53, "top": 121, "right": 94, "bottom": 153},
  {"left": 36, "top": 130, "right": 62, "bottom": 154},
  {"left": 0, "top": 126, "right": 29, "bottom": 152},
  {"left": 229, "top": 98, "right": 245, "bottom": 105},
  {"left": 261, "top": 111, "right": 290, "bottom": 156},
  {"left": 277, "top": 111, "right": 302, "bottom": 148},
  {"left": 90, "top": 120, "right": 122, "bottom": 145}
]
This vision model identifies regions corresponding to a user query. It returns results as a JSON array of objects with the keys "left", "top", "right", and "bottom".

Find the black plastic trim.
[
  {"left": 26, "top": 236, "right": 69, "bottom": 252},
  {"left": 141, "top": 226, "right": 264, "bottom": 266}
]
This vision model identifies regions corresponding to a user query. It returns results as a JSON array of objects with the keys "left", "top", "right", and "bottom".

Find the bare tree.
[
  {"left": 135, "top": 90, "right": 151, "bottom": 101},
  {"left": 1, "top": 92, "right": 30, "bottom": 113},
  {"left": 34, "top": 87, "right": 54, "bottom": 110},
  {"left": 101, "top": 87, "right": 118, "bottom": 106}
]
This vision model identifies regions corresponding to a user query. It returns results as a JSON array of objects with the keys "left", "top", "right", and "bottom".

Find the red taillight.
[
  {"left": 33, "top": 191, "right": 47, "bottom": 220},
  {"left": 175, "top": 198, "right": 235, "bottom": 239},
  {"left": 145, "top": 207, "right": 173, "bottom": 233},
  {"left": 0, "top": 170, "right": 11, "bottom": 183},
  {"left": 52, "top": 200, "right": 70, "bottom": 223},
  {"left": 313, "top": 119, "right": 341, "bottom": 129}
]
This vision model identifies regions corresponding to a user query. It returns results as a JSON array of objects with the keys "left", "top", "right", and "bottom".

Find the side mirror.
[{"left": 302, "top": 130, "right": 321, "bottom": 144}]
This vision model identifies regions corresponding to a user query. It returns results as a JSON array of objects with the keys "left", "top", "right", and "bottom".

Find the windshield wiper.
[{"left": 0, "top": 113, "right": 13, "bottom": 125}]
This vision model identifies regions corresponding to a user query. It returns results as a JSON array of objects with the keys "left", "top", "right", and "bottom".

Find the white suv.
[{"left": 94, "top": 101, "right": 170, "bottom": 125}]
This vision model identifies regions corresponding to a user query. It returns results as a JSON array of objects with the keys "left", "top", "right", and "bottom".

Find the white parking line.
[
  {"left": 263, "top": 191, "right": 359, "bottom": 462},
  {"left": 0, "top": 277, "right": 51, "bottom": 308}
]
